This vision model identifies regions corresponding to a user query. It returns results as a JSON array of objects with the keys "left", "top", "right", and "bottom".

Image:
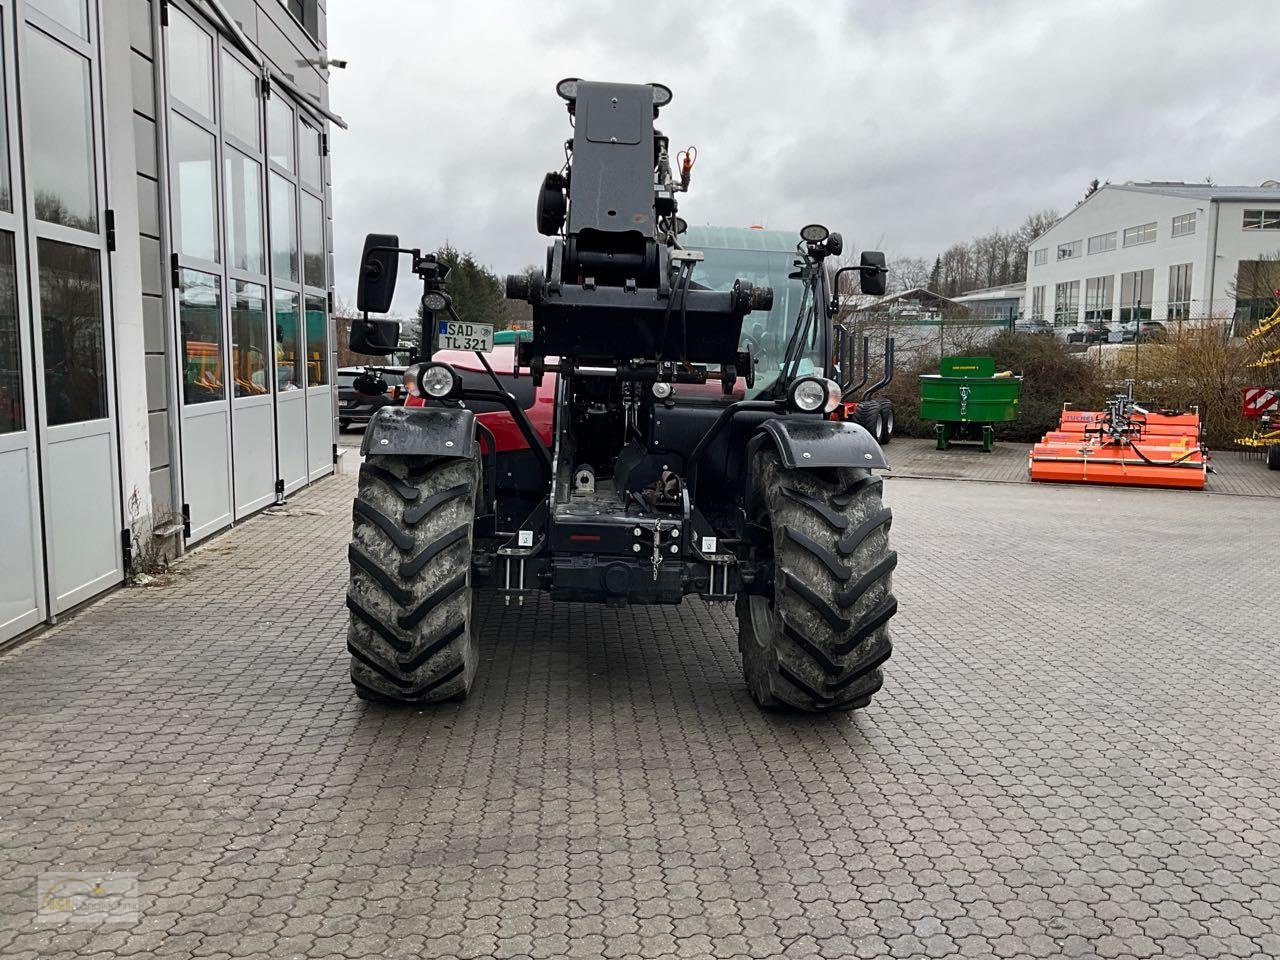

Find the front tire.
[
  {"left": 880, "top": 402, "right": 895, "bottom": 444},
  {"left": 1268, "top": 443, "right": 1280, "bottom": 470},
  {"left": 346, "top": 454, "right": 481, "bottom": 704},
  {"left": 738, "top": 451, "right": 896, "bottom": 712}
]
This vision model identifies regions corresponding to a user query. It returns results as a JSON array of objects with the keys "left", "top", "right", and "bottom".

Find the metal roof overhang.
[{"left": 198, "top": 0, "right": 349, "bottom": 130}]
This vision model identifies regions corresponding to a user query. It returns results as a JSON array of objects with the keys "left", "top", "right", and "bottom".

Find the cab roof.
[{"left": 682, "top": 225, "right": 799, "bottom": 254}]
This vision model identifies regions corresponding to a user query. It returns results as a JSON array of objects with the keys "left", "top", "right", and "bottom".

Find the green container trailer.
[{"left": 919, "top": 356, "right": 1021, "bottom": 451}]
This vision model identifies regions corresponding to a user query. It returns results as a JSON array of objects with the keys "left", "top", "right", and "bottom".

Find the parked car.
[
  {"left": 337, "top": 366, "right": 403, "bottom": 430},
  {"left": 1066, "top": 321, "right": 1109, "bottom": 344},
  {"left": 1117, "top": 319, "right": 1168, "bottom": 343}
]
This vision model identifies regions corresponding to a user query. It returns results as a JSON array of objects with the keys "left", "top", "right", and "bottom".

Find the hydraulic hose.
[{"left": 1121, "top": 438, "right": 1205, "bottom": 468}]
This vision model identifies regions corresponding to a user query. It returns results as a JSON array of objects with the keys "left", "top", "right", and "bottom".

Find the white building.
[
  {"left": 1, "top": 0, "right": 341, "bottom": 646},
  {"left": 1024, "top": 182, "right": 1280, "bottom": 335}
]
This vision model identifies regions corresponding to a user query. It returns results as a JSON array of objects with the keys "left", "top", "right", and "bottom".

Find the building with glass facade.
[
  {"left": 1, "top": 0, "right": 341, "bottom": 644},
  {"left": 1024, "top": 182, "right": 1280, "bottom": 335}
]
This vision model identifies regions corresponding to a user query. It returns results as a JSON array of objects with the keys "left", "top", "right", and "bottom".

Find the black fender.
[
  {"left": 754, "top": 417, "right": 888, "bottom": 470},
  {"left": 744, "top": 417, "right": 888, "bottom": 520},
  {"left": 359, "top": 405, "right": 477, "bottom": 458}
]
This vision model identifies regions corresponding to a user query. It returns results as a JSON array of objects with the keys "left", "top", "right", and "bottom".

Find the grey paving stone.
[{"left": 1, "top": 472, "right": 1278, "bottom": 960}]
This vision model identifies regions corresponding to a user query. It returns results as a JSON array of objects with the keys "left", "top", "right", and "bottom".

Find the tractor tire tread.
[
  {"left": 739, "top": 451, "right": 895, "bottom": 713},
  {"left": 347, "top": 454, "right": 480, "bottom": 705}
]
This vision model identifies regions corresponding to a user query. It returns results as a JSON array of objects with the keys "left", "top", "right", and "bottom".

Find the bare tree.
[{"left": 887, "top": 256, "right": 931, "bottom": 294}]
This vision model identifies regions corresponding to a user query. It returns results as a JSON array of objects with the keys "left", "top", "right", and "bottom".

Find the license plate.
[{"left": 438, "top": 320, "right": 494, "bottom": 352}]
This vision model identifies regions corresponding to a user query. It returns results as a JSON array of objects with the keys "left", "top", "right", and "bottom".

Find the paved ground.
[
  {"left": 3, "top": 465, "right": 1280, "bottom": 960},
  {"left": 883, "top": 437, "right": 1280, "bottom": 498}
]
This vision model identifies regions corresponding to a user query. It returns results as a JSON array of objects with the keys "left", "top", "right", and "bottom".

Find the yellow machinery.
[{"left": 1237, "top": 297, "right": 1280, "bottom": 469}]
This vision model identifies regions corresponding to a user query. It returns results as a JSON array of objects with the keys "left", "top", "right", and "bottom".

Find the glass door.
[
  {"left": 16, "top": 0, "right": 122, "bottom": 613},
  {"left": 166, "top": 3, "right": 232, "bottom": 540},
  {"left": 266, "top": 93, "right": 307, "bottom": 493},
  {"left": 0, "top": 0, "right": 43, "bottom": 639},
  {"left": 219, "top": 44, "right": 274, "bottom": 516},
  {"left": 298, "top": 118, "right": 330, "bottom": 482}
]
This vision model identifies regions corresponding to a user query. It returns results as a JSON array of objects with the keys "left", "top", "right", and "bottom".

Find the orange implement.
[{"left": 1029, "top": 406, "right": 1207, "bottom": 490}]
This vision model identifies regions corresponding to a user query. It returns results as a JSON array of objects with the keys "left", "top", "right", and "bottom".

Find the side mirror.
[
  {"left": 348, "top": 317, "right": 401, "bottom": 356},
  {"left": 356, "top": 232, "right": 400, "bottom": 313},
  {"left": 860, "top": 250, "right": 887, "bottom": 296}
]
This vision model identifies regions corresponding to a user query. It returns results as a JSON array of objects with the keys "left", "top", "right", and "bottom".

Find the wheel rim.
[
  {"left": 873, "top": 413, "right": 884, "bottom": 439},
  {"left": 884, "top": 409, "right": 894, "bottom": 436}
]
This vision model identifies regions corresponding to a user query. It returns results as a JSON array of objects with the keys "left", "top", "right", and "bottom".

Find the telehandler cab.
[{"left": 345, "top": 79, "right": 897, "bottom": 712}]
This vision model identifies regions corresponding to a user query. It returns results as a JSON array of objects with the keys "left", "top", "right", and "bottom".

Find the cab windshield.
[{"left": 690, "top": 242, "right": 824, "bottom": 399}]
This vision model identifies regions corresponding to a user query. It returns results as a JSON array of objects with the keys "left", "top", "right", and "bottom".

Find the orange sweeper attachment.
[{"left": 1028, "top": 384, "right": 1208, "bottom": 490}]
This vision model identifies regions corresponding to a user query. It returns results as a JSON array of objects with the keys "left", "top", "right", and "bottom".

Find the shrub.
[{"left": 1100, "top": 323, "right": 1255, "bottom": 448}]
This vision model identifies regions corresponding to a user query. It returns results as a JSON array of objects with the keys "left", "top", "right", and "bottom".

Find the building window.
[
  {"left": 28, "top": 0, "right": 88, "bottom": 39},
  {"left": 1056, "top": 240, "right": 1081, "bottom": 261},
  {"left": 1234, "top": 259, "right": 1280, "bottom": 322},
  {"left": 304, "top": 293, "right": 328, "bottom": 386},
  {"left": 1030, "top": 285, "right": 1045, "bottom": 321},
  {"left": 0, "top": 233, "right": 20, "bottom": 434},
  {"left": 38, "top": 240, "right": 106, "bottom": 425},
  {"left": 0, "top": 27, "right": 11, "bottom": 213},
  {"left": 25, "top": 30, "right": 97, "bottom": 232},
  {"left": 1087, "top": 232, "right": 1116, "bottom": 255},
  {"left": 1167, "top": 263, "right": 1193, "bottom": 321},
  {"left": 1243, "top": 209, "right": 1280, "bottom": 230},
  {"left": 221, "top": 52, "right": 260, "bottom": 151},
  {"left": 1171, "top": 212, "right": 1196, "bottom": 237},
  {"left": 178, "top": 269, "right": 224, "bottom": 404},
  {"left": 274, "top": 289, "right": 301, "bottom": 390},
  {"left": 268, "top": 172, "right": 298, "bottom": 281},
  {"left": 301, "top": 193, "right": 325, "bottom": 288},
  {"left": 224, "top": 150, "right": 263, "bottom": 274},
  {"left": 1054, "top": 280, "right": 1079, "bottom": 325},
  {"left": 299, "top": 121, "right": 322, "bottom": 191},
  {"left": 1119, "top": 269, "right": 1154, "bottom": 322},
  {"left": 1032, "top": 247, "right": 1047, "bottom": 267},
  {"left": 167, "top": 8, "right": 215, "bottom": 121},
  {"left": 170, "top": 113, "right": 219, "bottom": 264},
  {"left": 1123, "top": 222, "right": 1157, "bottom": 247},
  {"left": 267, "top": 96, "right": 295, "bottom": 173},
  {"left": 1084, "top": 276, "right": 1113, "bottom": 321},
  {"left": 231, "top": 281, "right": 270, "bottom": 397}
]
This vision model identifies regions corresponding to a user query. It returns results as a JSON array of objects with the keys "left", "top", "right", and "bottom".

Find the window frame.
[
  {"left": 17, "top": 5, "right": 115, "bottom": 430},
  {"left": 1053, "top": 280, "right": 1079, "bottom": 326},
  {"left": 1243, "top": 209, "right": 1280, "bottom": 231},
  {"left": 1030, "top": 285, "right": 1045, "bottom": 322},
  {"left": 1032, "top": 247, "right": 1047, "bottom": 267},
  {"left": 1122, "top": 222, "right": 1157, "bottom": 247},
  {"left": 264, "top": 78, "right": 329, "bottom": 395},
  {"left": 1171, "top": 212, "right": 1196, "bottom": 238},
  {"left": 1086, "top": 232, "right": 1116, "bottom": 256},
  {"left": 1056, "top": 240, "right": 1081, "bottom": 261},
  {"left": 1119, "top": 268, "right": 1155, "bottom": 322},
  {"left": 1167, "top": 262, "right": 1193, "bottom": 321},
  {"left": 1084, "top": 275, "right": 1114, "bottom": 322}
]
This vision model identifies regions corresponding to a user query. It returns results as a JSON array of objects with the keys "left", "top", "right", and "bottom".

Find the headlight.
[
  {"left": 789, "top": 376, "right": 841, "bottom": 415},
  {"left": 402, "top": 364, "right": 422, "bottom": 398},
  {"left": 417, "top": 362, "right": 462, "bottom": 400},
  {"left": 652, "top": 381, "right": 673, "bottom": 399}
]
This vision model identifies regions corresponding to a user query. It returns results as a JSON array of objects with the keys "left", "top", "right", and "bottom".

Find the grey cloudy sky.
[{"left": 327, "top": 0, "right": 1280, "bottom": 317}]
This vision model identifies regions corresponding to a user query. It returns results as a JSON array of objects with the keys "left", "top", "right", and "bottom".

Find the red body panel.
[{"left": 405, "top": 346, "right": 555, "bottom": 453}]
